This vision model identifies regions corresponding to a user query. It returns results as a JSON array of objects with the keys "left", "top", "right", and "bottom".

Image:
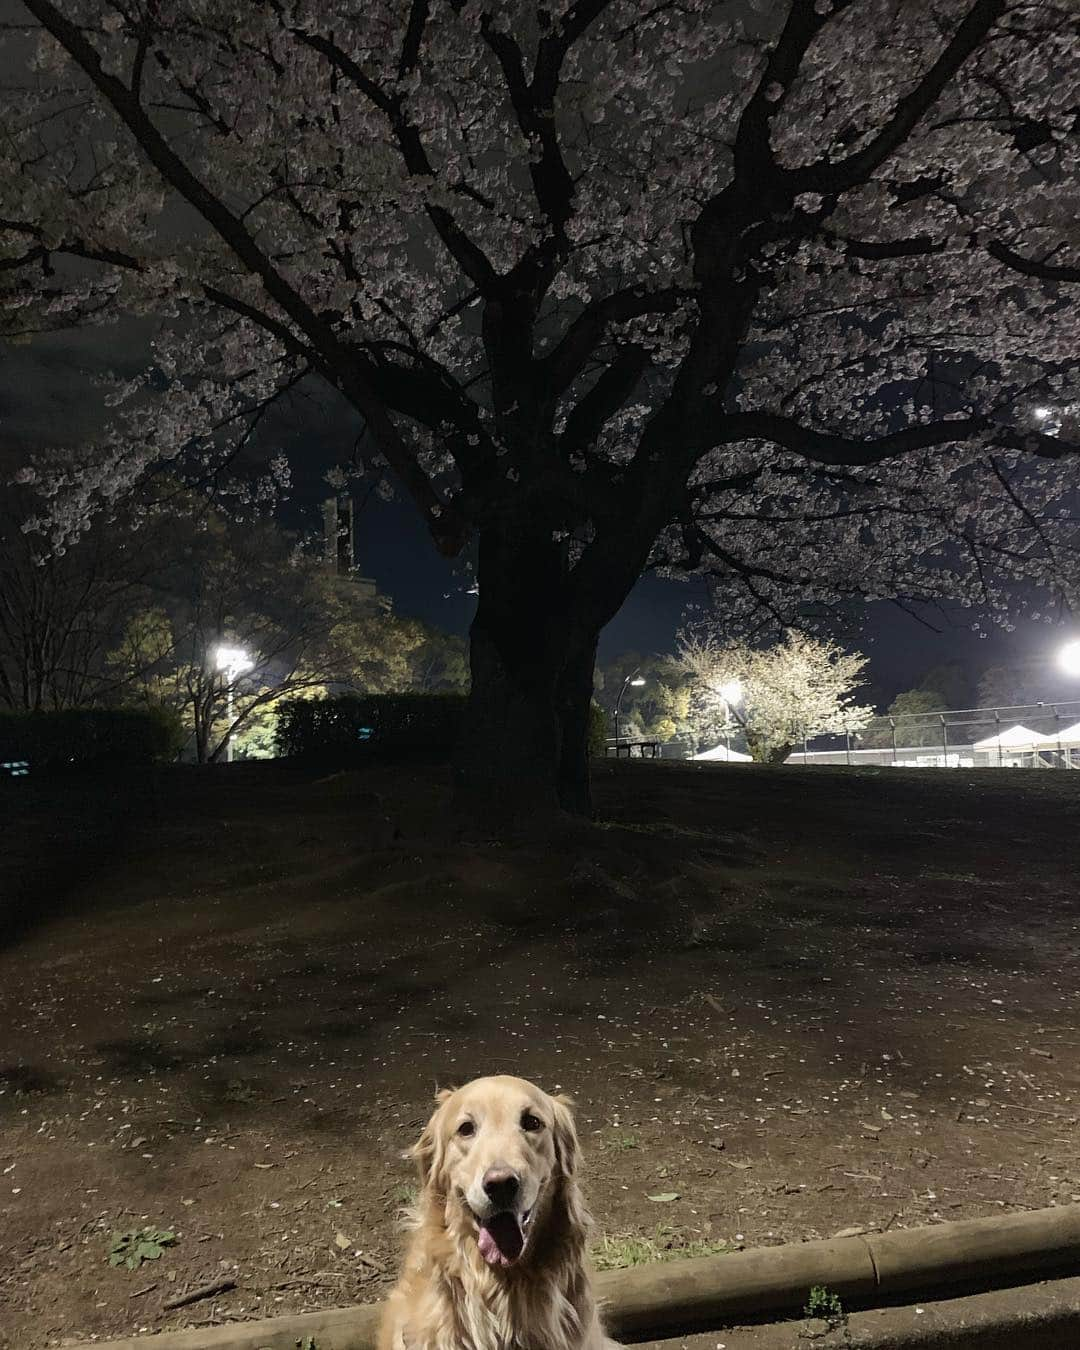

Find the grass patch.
[
  {"left": 592, "top": 1225, "right": 731, "bottom": 1271},
  {"left": 389, "top": 1182, "right": 418, "bottom": 1210},
  {"left": 607, "top": 1131, "right": 640, "bottom": 1151}
]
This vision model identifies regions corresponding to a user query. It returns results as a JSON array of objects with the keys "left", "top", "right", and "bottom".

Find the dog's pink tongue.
[{"left": 477, "top": 1213, "right": 524, "bottom": 1266}]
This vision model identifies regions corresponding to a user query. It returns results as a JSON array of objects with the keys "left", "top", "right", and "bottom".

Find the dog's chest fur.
[
  {"left": 397, "top": 1258, "right": 590, "bottom": 1350},
  {"left": 451, "top": 1261, "right": 584, "bottom": 1350}
]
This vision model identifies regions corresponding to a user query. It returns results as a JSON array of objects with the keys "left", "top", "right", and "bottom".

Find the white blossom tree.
[
  {"left": 1, "top": 0, "right": 1079, "bottom": 820},
  {"left": 679, "top": 628, "right": 873, "bottom": 762}
]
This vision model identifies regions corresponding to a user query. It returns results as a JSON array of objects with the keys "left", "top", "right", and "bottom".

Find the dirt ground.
[{"left": 1, "top": 758, "right": 1078, "bottom": 1349}]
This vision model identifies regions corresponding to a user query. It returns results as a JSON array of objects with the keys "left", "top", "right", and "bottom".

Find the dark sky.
[{"left": 2, "top": 314, "right": 1076, "bottom": 710}]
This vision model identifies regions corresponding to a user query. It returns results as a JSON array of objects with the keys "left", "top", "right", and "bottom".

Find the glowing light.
[
  {"left": 720, "top": 679, "right": 743, "bottom": 704},
  {"left": 212, "top": 643, "right": 253, "bottom": 678},
  {"left": 1034, "top": 407, "right": 1052, "bottom": 421},
  {"left": 1060, "top": 640, "right": 1080, "bottom": 678}
]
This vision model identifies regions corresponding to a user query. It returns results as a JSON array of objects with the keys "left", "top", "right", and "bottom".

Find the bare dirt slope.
[{"left": 1, "top": 759, "right": 1078, "bottom": 1348}]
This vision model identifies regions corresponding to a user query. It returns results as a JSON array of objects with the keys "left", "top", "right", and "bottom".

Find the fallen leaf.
[
  {"left": 334, "top": 1232, "right": 351, "bottom": 1248},
  {"left": 646, "top": 1192, "right": 679, "bottom": 1203}
]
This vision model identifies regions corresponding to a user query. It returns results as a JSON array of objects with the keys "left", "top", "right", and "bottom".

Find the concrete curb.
[
  {"left": 608, "top": 1203, "right": 1080, "bottom": 1336},
  {"left": 78, "top": 1203, "right": 1080, "bottom": 1349},
  {"left": 644, "top": 1273, "right": 1080, "bottom": 1348}
]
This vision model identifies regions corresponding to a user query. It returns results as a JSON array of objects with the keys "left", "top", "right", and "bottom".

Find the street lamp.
[
  {"left": 613, "top": 670, "right": 646, "bottom": 750},
  {"left": 212, "top": 643, "right": 253, "bottom": 764},
  {"left": 1060, "top": 640, "right": 1080, "bottom": 679},
  {"left": 718, "top": 679, "right": 742, "bottom": 759}
]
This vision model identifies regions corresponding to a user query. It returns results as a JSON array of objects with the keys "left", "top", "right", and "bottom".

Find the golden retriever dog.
[{"left": 379, "top": 1075, "right": 620, "bottom": 1350}]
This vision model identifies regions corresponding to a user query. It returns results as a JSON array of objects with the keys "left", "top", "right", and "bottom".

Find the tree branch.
[
  {"left": 791, "top": 0, "right": 1006, "bottom": 195},
  {"left": 558, "top": 345, "right": 650, "bottom": 456},
  {"left": 23, "top": 0, "right": 466, "bottom": 552},
  {"left": 538, "top": 285, "right": 690, "bottom": 395},
  {"left": 987, "top": 239, "right": 1080, "bottom": 284},
  {"left": 292, "top": 28, "right": 499, "bottom": 295},
  {"left": 712, "top": 411, "right": 1080, "bottom": 465}
]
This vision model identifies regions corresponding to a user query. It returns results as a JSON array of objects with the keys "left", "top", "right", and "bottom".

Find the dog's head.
[{"left": 410, "top": 1075, "right": 584, "bottom": 1269}]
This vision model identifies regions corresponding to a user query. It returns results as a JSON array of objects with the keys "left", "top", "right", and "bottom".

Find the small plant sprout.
[
  {"left": 805, "top": 1284, "right": 846, "bottom": 1327},
  {"left": 107, "top": 1226, "right": 177, "bottom": 1271}
]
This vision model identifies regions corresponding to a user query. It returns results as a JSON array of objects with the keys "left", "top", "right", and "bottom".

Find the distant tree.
[
  {"left": 916, "top": 663, "right": 970, "bottom": 711},
  {"left": 679, "top": 629, "right": 873, "bottom": 763},
  {"left": 976, "top": 662, "right": 1047, "bottom": 710},
  {"left": 105, "top": 516, "right": 391, "bottom": 761},
  {"left": 595, "top": 652, "right": 692, "bottom": 742},
  {"left": 106, "top": 515, "right": 468, "bottom": 759},
  {"left": 861, "top": 687, "right": 947, "bottom": 747},
  {"left": 6, "top": 0, "right": 1079, "bottom": 821},
  {"left": 0, "top": 488, "right": 151, "bottom": 711}
]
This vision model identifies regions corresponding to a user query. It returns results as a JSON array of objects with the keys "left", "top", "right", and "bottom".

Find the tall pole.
[
  {"left": 225, "top": 678, "right": 235, "bottom": 764},
  {"left": 614, "top": 668, "right": 640, "bottom": 754}
]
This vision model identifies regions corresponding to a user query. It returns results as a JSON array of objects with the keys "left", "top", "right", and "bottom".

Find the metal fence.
[{"left": 788, "top": 701, "right": 1080, "bottom": 768}]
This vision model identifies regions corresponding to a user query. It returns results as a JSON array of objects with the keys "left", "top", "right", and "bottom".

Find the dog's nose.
[{"left": 482, "top": 1167, "right": 520, "bottom": 1207}]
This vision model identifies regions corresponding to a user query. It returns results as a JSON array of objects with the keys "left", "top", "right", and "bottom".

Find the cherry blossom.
[{"left": 0, "top": 0, "right": 1077, "bottom": 814}]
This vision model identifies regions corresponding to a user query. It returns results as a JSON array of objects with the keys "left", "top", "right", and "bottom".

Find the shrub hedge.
[
  {"left": 275, "top": 693, "right": 467, "bottom": 759},
  {"left": 0, "top": 706, "right": 185, "bottom": 772},
  {"left": 587, "top": 700, "right": 609, "bottom": 756},
  {"left": 276, "top": 693, "right": 611, "bottom": 760}
]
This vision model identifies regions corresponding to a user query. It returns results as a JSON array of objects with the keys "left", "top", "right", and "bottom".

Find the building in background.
[{"left": 322, "top": 495, "right": 378, "bottom": 605}]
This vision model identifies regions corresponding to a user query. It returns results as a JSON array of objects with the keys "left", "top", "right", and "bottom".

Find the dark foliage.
[
  {"left": 275, "top": 693, "right": 467, "bottom": 761},
  {"left": 0, "top": 706, "right": 184, "bottom": 772}
]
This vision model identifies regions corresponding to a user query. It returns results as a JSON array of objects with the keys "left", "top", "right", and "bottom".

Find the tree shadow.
[{"left": 0, "top": 1063, "right": 63, "bottom": 1111}]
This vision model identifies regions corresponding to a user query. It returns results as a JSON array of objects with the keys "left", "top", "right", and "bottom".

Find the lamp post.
[
  {"left": 613, "top": 670, "right": 646, "bottom": 753},
  {"left": 718, "top": 679, "right": 742, "bottom": 760},
  {"left": 212, "top": 643, "right": 253, "bottom": 763}
]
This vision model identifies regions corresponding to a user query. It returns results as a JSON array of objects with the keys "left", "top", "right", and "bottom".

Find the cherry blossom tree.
[
  {"left": 1, "top": 0, "right": 1078, "bottom": 820},
  {"left": 679, "top": 628, "right": 873, "bottom": 762}
]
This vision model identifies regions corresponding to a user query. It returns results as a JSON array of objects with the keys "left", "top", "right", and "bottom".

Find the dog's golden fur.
[{"left": 378, "top": 1075, "right": 619, "bottom": 1350}]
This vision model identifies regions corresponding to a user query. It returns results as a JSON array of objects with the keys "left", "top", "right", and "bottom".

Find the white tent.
[
  {"left": 971, "top": 724, "right": 1042, "bottom": 751},
  {"left": 692, "top": 743, "right": 752, "bottom": 762},
  {"left": 1032, "top": 722, "right": 1080, "bottom": 749}
]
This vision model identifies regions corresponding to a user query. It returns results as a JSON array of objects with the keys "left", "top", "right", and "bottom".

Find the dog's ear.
[
  {"left": 410, "top": 1116, "right": 443, "bottom": 1189},
  {"left": 551, "top": 1092, "right": 591, "bottom": 1244},
  {"left": 551, "top": 1092, "right": 580, "bottom": 1179},
  {"left": 409, "top": 1090, "right": 454, "bottom": 1189}
]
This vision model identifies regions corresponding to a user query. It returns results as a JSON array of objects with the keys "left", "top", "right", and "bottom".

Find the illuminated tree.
[
  {"left": 679, "top": 628, "right": 873, "bottom": 762},
  {"left": 3, "top": 0, "right": 1078, "bottom": 817}
]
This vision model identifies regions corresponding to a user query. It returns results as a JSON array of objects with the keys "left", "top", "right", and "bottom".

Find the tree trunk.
[
  {"left": 555, "top": 631, "right": 599, "bottom": 817},
  {"left": 454, "top": 529, "right": 600, "bottom": 828},
  {"left": 746, "top": 733, "right": 793, "bottom": 765}
]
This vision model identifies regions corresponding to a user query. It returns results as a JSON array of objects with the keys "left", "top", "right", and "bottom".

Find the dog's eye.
[
  {"left": 521, "top": 1111, "right": 543, "bottom": 1133},
  {"left": 456, "top": 1119, "right": 475, "bottom": 1138}
]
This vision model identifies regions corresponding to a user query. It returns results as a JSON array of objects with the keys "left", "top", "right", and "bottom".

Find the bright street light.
[
  {"left": 1034, "top": 406, "right": 1052, "bottom": 421},
  {"left": 719, "top": 679, "right": 743, "bottom": 705},
  {"left": 629, "top": 676, "right": 646, "bottom": 687},
  {"left": 213, "top": 643, "right": 253, "bottom": 678},
  {"left": 211, "top": 643, "right": 253, "bottom": 763},
  {"left": 1060, "top": 640, "right": 1080, "bottom": 679}
]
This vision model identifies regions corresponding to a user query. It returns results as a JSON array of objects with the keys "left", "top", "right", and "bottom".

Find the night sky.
[{"left": 1, "top": 323, "right": 1074, "bottom": 708}]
